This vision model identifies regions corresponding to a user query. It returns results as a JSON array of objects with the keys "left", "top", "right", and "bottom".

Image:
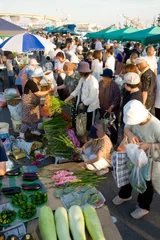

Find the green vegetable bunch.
[
  {"left": 12, "top": 193, "right": 28, "bottom": 207},
  {"left": 18, "top": 203, "right": 36, "bottom": 219},
  {"left": 31, "top": 192, "right": 48, "bottom": 206},
  {"left": 0, "top": 210, "right": 16, "bottom": 225}
]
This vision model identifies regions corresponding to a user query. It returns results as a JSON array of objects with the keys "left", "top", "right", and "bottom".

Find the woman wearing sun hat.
[
  {"left": 19, "top": 67, "right": 54, "bottom": 139},
  {"left": 65, "top": 61, "right": 99, "bottom": 142},
  {"left": 77, "top": 124, "right": 113, "bottom": 172}
]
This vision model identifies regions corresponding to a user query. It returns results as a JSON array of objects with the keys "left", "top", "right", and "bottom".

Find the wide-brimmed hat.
[
  {"left": 95, "top": 41, "right": 104, "bottom": 51},
  {"left": 70, "top": 54, "right": 79, "bottom": 64},
  {"left": 31, "top": 67, "right": 43, "bottom": 78},
  {"left": 123, "top": 100, "right": 149, "bottom": 125},
  {"left": 30, "top": 59, "right": 39, "bottom": 65},
  {"left": 77, "top": 62, "right": 91, "bottom": 73},
  {"left": 77, "top": 46, "right": 83, "bottom": 51},
  {"left": 118, "top": 45, "right": 124, "bottom": 52},
  {"left": 100, "top": 68, "right": 113, "bottom": 78},
  {"left": 124, "top": 72, "right": 140, "bottom": 85}
]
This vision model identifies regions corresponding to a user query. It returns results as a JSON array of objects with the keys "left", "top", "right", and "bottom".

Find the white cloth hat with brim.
[
  {"left": 31, "top": 67, "right": 43, "bottom": 78},
  {"left": 136, "top": 57, "right": 147, "bottom": 65},
  {"left": 70, "top": 54, "right": 79, "bottom": 64},
  {"left": 123, "top": 100, "right": 149, "bottom": 125},
  {"left": 124, "top": 72, "right": 140, "bottom": 85},
  {"left": 118, "top": 45, "right": 124, "bottom": 52},
  {"left": 95, "top": 41, "right": 104, "bottom": 51},
  {"left": 77, "top": 46, "right": 83, "bottom": 51}
]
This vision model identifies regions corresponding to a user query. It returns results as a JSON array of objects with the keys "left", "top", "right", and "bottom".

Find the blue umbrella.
[{"left": 0, "top": 33, "right": 45, "bottom": 53}]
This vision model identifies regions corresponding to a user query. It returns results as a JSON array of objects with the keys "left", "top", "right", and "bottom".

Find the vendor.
[
  {"left": 77, "top": 124, "right": 113, "bottom": 172},
  {"left": 0, "top": 139, "right": 8, "bottom": 176},
  {"left": 19, "top": 67, "right": 54, "bottom": 139},
  {"left": 57, "top": 62, "right": 80, "bottom": 128}
]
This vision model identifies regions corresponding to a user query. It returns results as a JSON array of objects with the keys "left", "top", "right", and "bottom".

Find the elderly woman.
[
  {"left": 99, "top": 68, "right": 121, "bottom": 143},
  {"left": 57, "top": 62, "right": 80, "bottom": 128},
  {"left": 19, "top": 67, "right": 54, "bottom": 139},
  {"left": 65, "top": 62, "right": 99, "bottom": 142},
  {"left": 78, "top": 124, "right": 113, "bottom": 172}
]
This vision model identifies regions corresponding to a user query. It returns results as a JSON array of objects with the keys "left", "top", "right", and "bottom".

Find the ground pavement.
[{"left": 1, "top": 105, "right": 160, "bottom": 240}]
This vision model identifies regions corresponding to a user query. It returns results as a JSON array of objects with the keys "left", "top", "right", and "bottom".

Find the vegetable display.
[
  {"left": 69, "top": 205, "right": 86, "bottom": 240},
  {"left": 18, "top": 203, "right": 36, "bottom": 219},
  {"left": 55, "top": 207, "right": 71, "bottom": 240},
  {"left": 39, "top": 205, "right": 105, "bottom": 240},
  {"left": 0, "top": 210, "right": 16, "bottom": 225},
  {"left": 11, "top": 193, "right": 28, "bottom": 207},
  {"left": 39, "top": 206, "right": 57, "bottom": 240},
  {"left": 31, "top": 192, "right": 48, "bottom": 206},
  {"left": 83, "top": 205, "right": 105, "bottom": 240}
]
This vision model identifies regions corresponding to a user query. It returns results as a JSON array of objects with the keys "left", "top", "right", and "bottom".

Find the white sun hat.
[
  {"left": 30, "top": 59, "right": 39, "bottom": 65},
  {"left": 70, "top": 54, "right": 79, "bottom": 64},
  {"left": 123, "top": 100, "right": 149, "bottom": 125}
]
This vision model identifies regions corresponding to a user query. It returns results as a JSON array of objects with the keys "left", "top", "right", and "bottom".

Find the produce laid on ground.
[
  {"left": 83, "top": 205, "right": 105, "bottom": 240},
  {"left": 42, "top": 96, "right": 80, "bottom": 161},
  {"left": 0, "top": 210, "right": 16, "bottom": 226},
  {"left": 30, "top": 191, "right": 48, "bottom": 206},
  {"left": 11, "top": 193, "right": 28, "bottom": 207},
  {"left": 52, "top": 170, "right": 106, "bottom": 187},
  {"left": 38, "top": 205, "right": 105, "bottom": 240},
  {"left": 60, "top": 186, "right": 105, "bottom": 209},
  {"left": 39, "top": 206, "right": 57, "bottom": 240},
  {"left": 18, "top": 203, "right": 36, "bottom": 219}
]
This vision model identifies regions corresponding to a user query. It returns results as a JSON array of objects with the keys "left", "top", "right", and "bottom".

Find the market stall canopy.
[
  {"left": 0, "top": 33, "right": 56, "bottom": 53},
  {"left": 85, "top": 28, "right": 117, "bottom": 39},
  {"left": 146, "top": 34, "right": 160, "bottom": 44},
  {"left": 52, "top": 24, "right": 78, "bottom": 35},
  {"left": 0, "top": 18, "right": 25, "bottom": 37},
  {"left": 123, "top": 26, "right": 160, "bottom": 45},
  {"left": 103, "top": 27, "right": 139, "bottom": 41}
]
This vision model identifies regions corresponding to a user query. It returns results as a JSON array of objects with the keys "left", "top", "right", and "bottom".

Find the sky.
[{"left": 1, "top": 0, "right": 160, "bottom": 27}]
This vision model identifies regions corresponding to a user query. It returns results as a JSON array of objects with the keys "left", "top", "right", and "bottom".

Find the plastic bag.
[
  {"left": 8, "top": 103, "right": 22, "bottom": 121},
  {"left": 126, "top": 143, "right": 148, "bottom": 167},
  {"left": 115, "top": 76, "right": 124, "bottom": 90},
  {"left": 76, "top": 113, "right": 87, "bottom": 136},
  {"left": 0, "top": 93, "right": 7, "bottom": 107},
  {"left": 129, "top": 166, "right": 147, "bottom": 194},
  {"left": 4, "top": 88, "right": 19, "bottom": 100}
]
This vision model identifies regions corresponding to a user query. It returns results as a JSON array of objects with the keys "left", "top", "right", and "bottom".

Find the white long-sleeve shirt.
[{"left": 71, "top": 74, "right": 100, "bottom": 112}]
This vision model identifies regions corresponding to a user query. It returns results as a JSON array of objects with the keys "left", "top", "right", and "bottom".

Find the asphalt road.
[{"left": 1, "top": 106, "right": 160, "bottom": 240}]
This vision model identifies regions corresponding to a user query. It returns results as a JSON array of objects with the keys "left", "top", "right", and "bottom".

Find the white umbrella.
[{"left": 0, "top": 33, "right": 56, "bottom": 53}]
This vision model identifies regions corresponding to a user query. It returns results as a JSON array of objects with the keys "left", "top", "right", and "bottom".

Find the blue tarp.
[{"left": 0, "top": 18, "right": 25, "bottom": 36}]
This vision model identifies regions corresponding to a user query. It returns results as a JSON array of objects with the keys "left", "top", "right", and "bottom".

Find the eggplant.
[
  {"left": 1, "top": 187, "right": 21, "bottom": 195},
  {"left": 22, "top": 175, "right": 38, "bottom": 181},
  {"left": 22, "top": 172, "right": 38, "bottom": 177},
  {"left": 6, "top": 168, "right": 21, "bottom": 176},
  {"left": 22, "top": 183, "right": 41, "bottom": 191}
]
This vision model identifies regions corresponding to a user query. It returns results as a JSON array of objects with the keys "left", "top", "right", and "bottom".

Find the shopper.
[
  {"left": 113, "top": 100, "right": 160, "bottom": 219},
  {"left": 65, "top": 62, "right": 99, "bottom": 143}
]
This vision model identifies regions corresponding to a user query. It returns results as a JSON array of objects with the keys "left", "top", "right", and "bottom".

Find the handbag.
[
  {"left": 151, "top": 144, "right": 160, "bottom": 194},
  {"left": 76, "top": 113, "right": 87, "bottom": 136},
  {"left": 76, "top": 82, "right": 88, "bottom": 136},
  {"left": 111, "top": 151, "right": 131, "bottom": 188},
  {"left": 101, "top": 112, "right": 117, "bottom": 144}
]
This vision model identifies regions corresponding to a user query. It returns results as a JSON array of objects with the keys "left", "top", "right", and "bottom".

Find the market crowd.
[{"left": 0, "top": 33, "right": 160, "bottom": 220}]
